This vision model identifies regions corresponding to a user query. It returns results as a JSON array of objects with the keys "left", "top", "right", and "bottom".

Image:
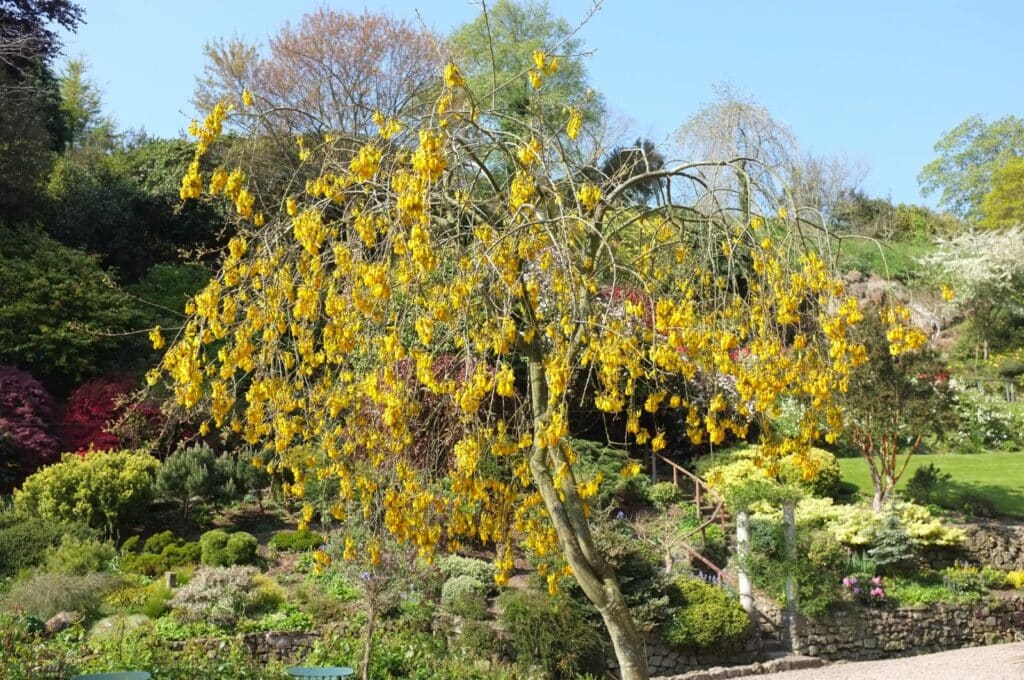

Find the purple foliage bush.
[{"left": 0, "top": 365, "right": 61, "bottom": 488}]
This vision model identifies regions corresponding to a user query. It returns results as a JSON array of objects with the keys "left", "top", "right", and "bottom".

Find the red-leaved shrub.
[
  {"left": 0, "top": 365, "right": 61, "bottom": 488},
  {"left": 59, "top": 375, "right": 137, "bottom": 452}
]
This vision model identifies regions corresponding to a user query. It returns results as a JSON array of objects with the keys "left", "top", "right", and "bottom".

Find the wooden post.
[
  {"left": 736, "top": 510, "right": 753, "bottom": 616},
  {"left": 165, "top": 571, "right": 177, "bottom": 589},
  {"left": 781, "top": 501, "right": 799, "bottom": 651}
]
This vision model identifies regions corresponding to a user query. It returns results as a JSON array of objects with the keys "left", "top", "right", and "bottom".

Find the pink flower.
[
  {"left": 871, "top": 576, "right": 883, "bottom": 586},
  {"left": 871, "top": 587, "right": 885, "bottom": 598},
  {"left": 842, "top": 576, "right": 857, "bottom": 587}
]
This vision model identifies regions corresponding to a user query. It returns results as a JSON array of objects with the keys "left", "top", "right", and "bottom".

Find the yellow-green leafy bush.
[
  {"left": 752, "top": 497, "right": 964, "bottom": 548},
  {"left": 703, "top": 445, "right": 841, "bottom": 499},
  {"left": 14, "top": 450, "right": 159, "bottom": 534},
  {"left": 1005, "top": 570, "right": 1024, "bottom": 589},
  {"left": 663, "top": 577, "right": 750, "bottom": 651}
]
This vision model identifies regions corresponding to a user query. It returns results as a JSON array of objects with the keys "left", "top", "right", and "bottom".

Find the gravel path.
[{"left": 764, "top": 643, "right": 1024, "bottom": 679}]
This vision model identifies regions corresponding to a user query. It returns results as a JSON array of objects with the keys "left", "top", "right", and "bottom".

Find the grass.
[
  {"left": 838, "top": 452, "right": 1024, "bottom": 519},
  {"left": 834, "top": 237, "right": 936, "bottom": 283}
]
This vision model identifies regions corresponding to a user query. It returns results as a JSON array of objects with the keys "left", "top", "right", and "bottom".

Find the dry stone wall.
[{"left": 792, "top": 596, "right": 1024, "bottom": 661}]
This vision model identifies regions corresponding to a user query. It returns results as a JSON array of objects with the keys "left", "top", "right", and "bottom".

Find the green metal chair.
[
  {"left": 72, "top": 673, "right": 151, "bottom": 680},
  {"left": 285, "top": 667, "right": 355, "bottom": 679}
]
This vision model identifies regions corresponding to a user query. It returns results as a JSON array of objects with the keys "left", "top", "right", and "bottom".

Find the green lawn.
[{"left": 838, "top": 452, "right": 1024, "bottom": 519}]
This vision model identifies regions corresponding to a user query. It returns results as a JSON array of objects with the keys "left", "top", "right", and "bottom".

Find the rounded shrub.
[
  {"left": 646, "top": 482, "right": 683, "bottom": 510},
  {"left": 200, "top": 529, "right": 258, "bottom": 566},
  {"left": 13, "top": 449, "right": 159, "bottom": 534},
  {"left": 0, "top": 514, "right": 95, "bottom": 576},
  {"left": 268, "top": 529, "right": 324, "bottom": 552},
  {"left": 439, "top": 575, "right": 488, "bottom": 619},
  {"left": 437, "top": 554, "right": 495, "bottom": 591},
  {"left": 663, "top": 577, "right": 750, "bottom": 652}
]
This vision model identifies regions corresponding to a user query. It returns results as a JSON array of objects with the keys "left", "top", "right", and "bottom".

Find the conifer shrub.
[{"left": 662, "top": 577, "right": 750, "bottom": 652}]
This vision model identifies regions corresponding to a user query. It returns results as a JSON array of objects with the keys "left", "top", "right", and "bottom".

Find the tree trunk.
[
  {"left": 525, "top": 358, "right": 650, "bottom": 679},
  {"left": 360, "top": 605, "right": 375, "bottom": 680}
]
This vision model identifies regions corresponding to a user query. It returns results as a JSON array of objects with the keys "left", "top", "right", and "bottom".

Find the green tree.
[
  {"left": 841, "top": 307, "right": 957, "bottom": 511},
  {"left": 58, "top": 58, "right": 116, "bottom": 150},
  {"left": 918, "top": 115, "right": 1024, "bottom": 221},
  {"left": 449, "top": 0, "right": 604, "bottom": 134},
  {"left": 0, "top": 0, "right": 82, "bottom": 216},
  {"left": 0, "top": 225, "right": 135, "bottom": 392},
  {"left": 980, "top": 155, "right": 1024, "bottom": 228}
]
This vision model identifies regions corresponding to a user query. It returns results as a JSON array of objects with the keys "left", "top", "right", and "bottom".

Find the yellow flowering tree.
[{"left": 155, "top": 44, "right": 878, "bottom": 679}]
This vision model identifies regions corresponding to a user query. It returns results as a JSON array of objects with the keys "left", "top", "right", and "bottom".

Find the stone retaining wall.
[
  {"left": 959, "top": 522, "right": 1024, "bottom": 570},
  {"left": 792, "top": 595, "right": 1024, "bottom": 661}
]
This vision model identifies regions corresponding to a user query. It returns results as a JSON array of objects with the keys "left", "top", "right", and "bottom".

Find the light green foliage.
[
  {"left": 43, "top": 534, "right": 116, "bottom": 575},
  {"left": 169, "top": 565, "right": 268, "bottom": 627},
  {"left": 58, "top": 59, "right": 115, "bottom": 151},
  {"left": 437, "top": 554, "right": 495, "bottom": 590},
  {"left": 2, "top": 571, "right": 123, "bottom": 620},
  {"left": 646, "top": 482, "right": 683, "bottom": 510},
  {"left": 497, "top": 588, "right": 605, "bottom": 678},
  {"left": 981, "top": 156, "right": 1024, "bottom": 227},
  {"left": 238, "top": 602, "right": 313, "bottom": 633},
  {"left": 941, "top": 563, "right": 1003, "bottom": 596},
  {"left": 0, "top": 227, "right": 135, "bottom": 386},
  {"left": 268, "top": 528, "right": 324, "bottom": 553},
  {"left": 449, "top": 0, "right": 603, "bottom": 135},
  {"left": 199, "top": 529, "right": 259, "bottom": 567},
  {"left": 919, "top": 114, "right": 1024, "bottom": 221},
  {"left": 662, "top": 577, "right": 749, "bottom": 651},
  {"left": 439, "top": 575, "right": 488, "bottom": 619},
  {"left": 702, "top": 444, "right": 841, "bottom": 500},
  {"left": 886, "top": 576, "right": 982, "bottom": 606},
  {"left": 753, "top": 497, "right": 964, "bottom": 548},
  {"left": 14, "top": 450, "right": 159, "bottom": 534}
]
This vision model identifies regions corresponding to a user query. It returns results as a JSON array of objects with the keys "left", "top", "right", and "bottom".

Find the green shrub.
[
  {"left": 0, "top": 514, "right": 95, "bottom": 575},
  {"left": 647, "top": 482, "right": 683, "bottom": 510},
  {"left": 568, "top": 438, "right": 650, "bottom": 510},
  {"left": 14, "top": 450, "right": 159, "bottom": 534},
  {"left": 591, "top": 520, "right": 671, "bottom": 632},
  {"left": 268, "top": 529, "right": 324, "bottom": 553},
  {"left": 119, "top": 535, "right": 141, "bottom": 555},
  {"left": 143, "top": 530, "right": 177, "bottom": 556},
  {"left": 498, "top": 588, "right": 605, "bottom": 679},
  {"left": 904, "top": 463, "right": 951, "bottom": 505},
  {"left": 199, "top": 529, "right": 258, "bottom": 567},
  {"left": 2, "top": 571, "right": 123, "bottom": 620},
  {"left": 437, "top": 554, "right": 495, "bottom": 591},
  {"left": 121, "top": 532, "right": 201, "bottom": 576},
  {"left": 142, "top": 585, "right": 173, "bottom": 618},
  {"left": 867, "top": 511, "right": 917, "bottom": 575},
  {"left": 942, "top": 563, "right": 991, "bottom": 595},
  {"left": 439, "top": 575, "right": 488, "bottom": 619},
  {"left": 663, "top": 577, "right": 749, "bottom": 652},
  {"left": 154, "top": 444, "right": 269, "bottom": 519},
  {"left": 42, "top": 534, "right": 116, "bottom": 575}
]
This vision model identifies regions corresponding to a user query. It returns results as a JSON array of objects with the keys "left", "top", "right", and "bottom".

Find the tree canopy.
[{"left": 918, "top": 114, "right": 1024, "bottom": 222}]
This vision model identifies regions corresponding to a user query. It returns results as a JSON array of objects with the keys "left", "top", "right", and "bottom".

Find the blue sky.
[{"left": 60, "top": 0, "right": 1024, "bottom": 206}]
